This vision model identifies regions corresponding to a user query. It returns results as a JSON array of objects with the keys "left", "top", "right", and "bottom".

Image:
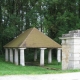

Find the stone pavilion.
[{"left": 4, "top": 27, "right": 61, "bottom": 66}]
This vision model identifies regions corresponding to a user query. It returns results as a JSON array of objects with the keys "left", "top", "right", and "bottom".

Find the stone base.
[{"left": 68, "top": 60, "right": 80, "bottom": 69}]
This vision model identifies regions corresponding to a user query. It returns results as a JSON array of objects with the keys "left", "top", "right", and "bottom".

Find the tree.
[
  {"left": 1, "top": 0, "right": 80, "bottom": 54},
  {"left": 45, "top": 0, "right": 80, "bottom": 43}
]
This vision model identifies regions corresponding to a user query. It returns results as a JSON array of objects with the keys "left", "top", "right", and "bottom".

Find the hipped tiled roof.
[{"left": 4, "top": 27, "right": 61, "bottom": 48}]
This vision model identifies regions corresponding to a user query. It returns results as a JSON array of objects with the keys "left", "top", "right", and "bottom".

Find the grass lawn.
[{"left": 0, "top": 55, "right": 80, "bottom": 76}]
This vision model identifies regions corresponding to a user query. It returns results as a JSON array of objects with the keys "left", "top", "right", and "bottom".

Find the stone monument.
[{"left": 60, "top": 30, "right": 80, "bottom": 70}]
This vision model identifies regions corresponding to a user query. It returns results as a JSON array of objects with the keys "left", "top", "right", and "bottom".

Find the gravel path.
[{"left": 0, "top": 72, "right": 80, "bottom": 80}]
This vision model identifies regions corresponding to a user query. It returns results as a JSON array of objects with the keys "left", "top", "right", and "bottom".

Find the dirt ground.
[{"left": 0, "top": 72, "right": 80, "bottom": 80}]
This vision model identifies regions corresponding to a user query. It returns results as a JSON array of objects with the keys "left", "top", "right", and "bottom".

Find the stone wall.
[{"left": 60, "top": 30, "right": 80, "bottom": 70}]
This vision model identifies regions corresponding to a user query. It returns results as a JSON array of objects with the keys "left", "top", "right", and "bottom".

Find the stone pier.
[
  {"left": 9, "top": 48, "right": 13, "bottom": 63},
  {"left": 48, "top": 49, "right": 52, "bottom": 63},
  {"left": 34, "top": 49, "right": 37, "bottom": 61},
  {"left": 57, "top": 48, "right": 61, "bottom": 63},
  {"left": 5, "top": 48, "right": 9, "bottom": 61},
  {"left": 60, "top": 30, "right": 80, "bottom": 70},
  {"left": 40, "top": 48, "right": 46, "bottom": 66},
  {"left": 14, "top": 48, "right": 19, "bottom": 65},
  {"left": 19, "top": 48, "right": 26, "bottom": 66}
]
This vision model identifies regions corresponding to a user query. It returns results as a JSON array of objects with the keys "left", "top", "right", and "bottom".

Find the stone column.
[
  {"left": 48, "top": 49, "right": 52, "bottom": 63},
  {"left": 10, "top": 48, "right": 13, "bottom": 63},
  {"left": 19, "top": 48, "right": 26, "bottom": 66},
  {"left": 34, "top": 49, "right": 37, "bottom": 61},
  {"left": 5, "top": 48, "right": 9, "bottom": 61},
  {"left": 57, "top": 48, "right": 61, "bottom": 62},
  {"left": 14, "top": 48, "right": 18, "bottom": 65},
  {"left": 40, "top": 48, "right": 46, "bottom": 66}
]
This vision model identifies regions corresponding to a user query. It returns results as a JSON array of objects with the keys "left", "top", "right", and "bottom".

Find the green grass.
[{"left": 0, "top": 55, "right": 80, "bottom": 76}]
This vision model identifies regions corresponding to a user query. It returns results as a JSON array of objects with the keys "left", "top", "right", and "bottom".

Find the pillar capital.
[
  {"left": 57, "top": 48, "right": 62, "bottom": 50},
  {"left": 13, "top": 48, "right": 18, "bottom": 49},
  {"left": 8, "top": 48, "right": 13, "bottom": 49},
  {"left": 40, "top": 48, "right": 47, "bottom": 50},
  {"left": 5, "top": 48, "right": 8, "bottom": 49},
  {"left": 19, "top": 48, "right": 26, "bottom": 50}
]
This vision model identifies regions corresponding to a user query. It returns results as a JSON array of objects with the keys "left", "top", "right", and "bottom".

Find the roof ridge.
[{"left": 20, "top": 27, "right": 35, "bottom": 47}]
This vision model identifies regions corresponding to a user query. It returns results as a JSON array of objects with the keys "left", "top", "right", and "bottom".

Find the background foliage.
[{"left": 0, "top": 0, "right": 80, "bottom": 54}]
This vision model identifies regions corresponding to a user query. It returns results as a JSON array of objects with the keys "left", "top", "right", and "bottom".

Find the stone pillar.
[
  {"left": 5, "top": 48, "right": 9, "bottom": 61},
  {"left": 60, "top": 30, "right": 80, "bottom": 70},
  {"left": 14, "top": 48, "right": 18, "bottom": 65},
  {"left": 57, "top": 48, "right": 61, "bottom": 62},
  {"left": 19, "top": 48, "right": 26, "bottom": 66},
  {"left": 48, "top": 49, "right": 52, "bottom": 63},
  {"left": 10, "top": 48, "right": 13, "bottom": 63},
  {"left": 40, "top": 48, "right": 46, "bottom": 66},
  {"left": 68, "top": 37, "right": 80, "bottom": 69},
  {"left": 34, "top": 49, "right": 37, "bottom": 61}
]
